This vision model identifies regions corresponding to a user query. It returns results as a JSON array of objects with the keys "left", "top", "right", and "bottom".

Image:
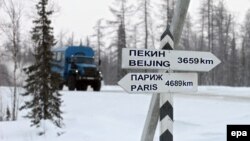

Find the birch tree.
[{"left": 0, "top": 0, "right": 22, "bottom": 121}]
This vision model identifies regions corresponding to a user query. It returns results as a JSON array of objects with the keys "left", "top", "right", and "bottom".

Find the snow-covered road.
[{"left": 0, "top": 86, "right": 250, "bottom": 141}]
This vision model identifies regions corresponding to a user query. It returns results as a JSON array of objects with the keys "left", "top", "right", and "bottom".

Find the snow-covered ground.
[{"left": 0, "top": 86, "right": 250, "bottom": 141}]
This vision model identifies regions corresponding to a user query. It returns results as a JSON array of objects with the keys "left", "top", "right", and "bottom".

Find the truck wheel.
[
  {"left": 93, "top": 81, "right": 101, "bottom": 91},
  {"left": 68, "top": 76, "right": 76, "bottom": 91},
  {"left": 81, "top": 84, "right": 88, "bottom": 91},
  {"left": 76, "top": 82, "right": 81, "bottom": 91},
  {"left": 76, "top": 84, "right": 81, "bottom": 91}
]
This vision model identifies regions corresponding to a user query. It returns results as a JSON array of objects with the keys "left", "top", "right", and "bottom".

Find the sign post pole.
[
  {"left": 160, "top": 93, "right": 173, "bottom": 141},
  {"left": 159, "top": 27, "right": 174, "bottom": 141},
  {"left": 140, "top": 94, "right": 160, "bottom": 141},
  {"left": 140, "top": 0, "right": 191, "bottom": 141}
]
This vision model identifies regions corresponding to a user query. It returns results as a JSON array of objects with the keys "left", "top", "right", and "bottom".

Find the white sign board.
[
  {"left": 118, "top": 73, "right": 198, "bottom": 93},
  {"left": 122, "top": 48, "right": 221, "bottom": 72}
]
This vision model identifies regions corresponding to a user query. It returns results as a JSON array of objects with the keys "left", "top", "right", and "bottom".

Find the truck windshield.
[{"left": 71, "top": 57, "right": 94, "bottom": 64}]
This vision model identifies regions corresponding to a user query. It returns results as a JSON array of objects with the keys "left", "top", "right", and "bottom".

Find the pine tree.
[{"left": 20, "top": 0, "right": 63, "bottom": 133}]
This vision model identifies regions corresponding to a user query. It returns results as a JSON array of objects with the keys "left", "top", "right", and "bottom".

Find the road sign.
[
  {"left": 118, "top": 73, "right": 198, "bottom": 93},
  {"left": 122, "top": 48, "right": 221, "bottom": 72}
]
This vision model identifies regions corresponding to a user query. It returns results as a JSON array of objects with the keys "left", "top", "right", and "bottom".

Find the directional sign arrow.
[
  {"left": 122, "top": 48, "right": 221, "bottom": 72},
  {"left": 118, "top": 73, "right": 198, "bottom": 93}
]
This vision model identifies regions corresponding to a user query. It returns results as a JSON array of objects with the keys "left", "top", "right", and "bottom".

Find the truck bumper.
[{"left": 76, "top": 76, "right": 101, "bottom": 81}]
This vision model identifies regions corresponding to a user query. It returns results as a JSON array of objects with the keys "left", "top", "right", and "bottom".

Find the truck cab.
[{"left": 51, "top": 46, "right": 102, "bottom": 91}]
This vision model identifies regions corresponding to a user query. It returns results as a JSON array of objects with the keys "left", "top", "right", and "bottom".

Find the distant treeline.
[
  {"left": 91, "top": 0, "right": 250, "bottom": 86},
  {"left": 1, "top": 0, "right": 250, "bottom": 86}
]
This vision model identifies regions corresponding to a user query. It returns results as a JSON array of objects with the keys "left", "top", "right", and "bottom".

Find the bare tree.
[
  {"left": 109, "top": 0, "right": 133, "bottom": 81},
  {"left": 93, "top": 19, "right": 111, "bottom": 84},
  {"left": 137, "top": 0, "right": 150, "bottom": 49},
  {"left": 197, "top": 0, "right": 208, "bottom": 85},
  {"left": 135, "top": 0, "right": 158, "bottom": 51},
  {"left": 85, "top": 36, "right": 90, "bottom": 46},
  {"left": 179, "top": 13, "right": 192, "bottom": 50},
  {"left": 93, "top": 19, "right": 105, "bottom": 66},
  {"left": 241, "top": 9, "right": 250, "bottom": 86},
  {"left": 66, "top": 32, "right": 75, "bottom": 46},
  {"left": 228, "top": 35, "right": 239, "bottom": 86},
  {"left": 57, "top": 30, "right": 67, "bottom": 47},
  {"left": 158, "top": 0, "right": 175, "bottom": 28},
  {"left": 0, "top": 95, "right": 3, "bottom": 121},
  {"left": 213, "top": 1, "right": 233, "bottom": 85},
  {"left": 197, "top": 0, "right": 232, "bottom": 85},
  {"left": 0, "top": 0, "right": 22, "bottom": 121},
  {"left": 131, "top": 24, "right": 139, "bottom": 49}
]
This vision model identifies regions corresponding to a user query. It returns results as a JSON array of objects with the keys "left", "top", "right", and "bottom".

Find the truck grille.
[{"left": 84, "top": 68, "right": 97, "bottom": 77}]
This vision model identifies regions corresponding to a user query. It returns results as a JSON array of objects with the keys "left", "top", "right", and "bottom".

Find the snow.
[{"left": 0, "top": 86, "right": 250, "bottom": 141}]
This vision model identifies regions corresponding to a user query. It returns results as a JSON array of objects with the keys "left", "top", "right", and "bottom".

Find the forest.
[{"left": 0, "top": 0, "right": 250, "bottom": 87}]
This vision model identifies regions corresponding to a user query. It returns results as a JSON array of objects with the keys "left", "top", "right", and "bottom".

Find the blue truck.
[{"left": 51, "top": 46, "right": 102, "bottom": 91}]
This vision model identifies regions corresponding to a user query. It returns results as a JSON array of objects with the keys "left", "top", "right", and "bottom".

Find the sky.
[
  {"left": 50, "top": 0, "right": 250, "bottom": 44},
  {"left": 52, "top": 0, "right": 112, "bottom": 42}
]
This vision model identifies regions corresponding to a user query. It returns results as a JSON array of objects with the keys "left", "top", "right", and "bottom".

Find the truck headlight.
[
  {"left": 75, "top": 70, "right": 78, "bottom": 73},
  {"left": 99, "top": 71, "right": 103, "bottom": 78}
]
